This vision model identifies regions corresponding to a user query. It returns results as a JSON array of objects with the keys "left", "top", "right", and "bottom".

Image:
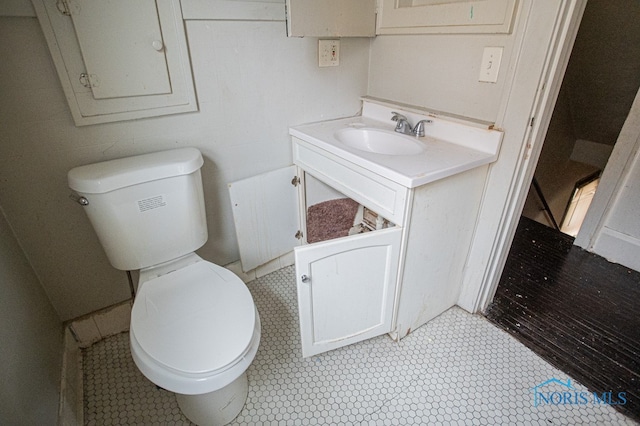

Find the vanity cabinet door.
[
  {"left": 294, "top": 227, "right": 401, "bottom": 358},
  {"left": 229, "top": 166, "right": 301, "bottom": 272}
]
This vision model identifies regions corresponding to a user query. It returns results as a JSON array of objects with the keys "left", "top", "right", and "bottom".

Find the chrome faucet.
[
  {"left": 391, "top": 112, "right": 413, "bottom": 135},
  {"left": 413, "top": 119, "right": 432, "bottom": 137},
  {"left": 391, "top": 112, "right": 432, "bottom": 137}
]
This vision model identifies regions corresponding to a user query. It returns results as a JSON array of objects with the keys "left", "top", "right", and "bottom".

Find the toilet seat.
[{"left": 130, "top": 259, "right": 260, "bottom": 395}]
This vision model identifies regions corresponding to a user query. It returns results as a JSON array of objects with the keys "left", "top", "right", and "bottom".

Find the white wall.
[
  {"left": 369, "top": 32, "right": 517, "bottom": 123},
  {"left": 563, "top": 0, "right": 640, "bottom": 147},
  {"left": 0, "top": 15, "right": 370, "bottom": 320},
  {"left": 0, "top": 206, "right": 63, "bottom": 425}
]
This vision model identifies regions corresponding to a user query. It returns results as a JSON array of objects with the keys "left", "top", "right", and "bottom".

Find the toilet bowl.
[
  {"left": 67, "top": 148, "right": 260, "bottom": 425},
  {"left": 129, "top": 254, "right": 261, "bottom": 425}
]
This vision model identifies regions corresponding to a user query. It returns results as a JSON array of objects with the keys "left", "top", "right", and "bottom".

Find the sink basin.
[{"left": 334, "top": 128, "right": 424, "bottom": 156}]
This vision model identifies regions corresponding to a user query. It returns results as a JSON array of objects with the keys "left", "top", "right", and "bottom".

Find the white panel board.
[
  {"left": 68, "top": 0, "right": 171, "bottom": 99},
  {"left": 32, "top": 0, "right": 198, "bottom": 125},
  {"left": 229, "top": 166, "right": 300, "bottom": 272}
]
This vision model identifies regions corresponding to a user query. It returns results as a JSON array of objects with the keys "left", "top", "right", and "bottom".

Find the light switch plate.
[
  {"left": 479, "top": 47, "right": 503, "bottom": 83},
  {"left": 319, "top": 39, "right": 340, "bottom": 67}
]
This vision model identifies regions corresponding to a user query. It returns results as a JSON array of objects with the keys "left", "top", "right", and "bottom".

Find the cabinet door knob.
[
  {"left": 301, "top": 275, "right": 310, "bottom": 283},
  {"left": 152, "top": 40, "right": 164, "bottom": 51}
]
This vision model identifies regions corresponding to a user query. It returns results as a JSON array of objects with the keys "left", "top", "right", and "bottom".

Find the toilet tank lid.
[{"left": 68, "top": 148, "right": 204, "bottom": 194}]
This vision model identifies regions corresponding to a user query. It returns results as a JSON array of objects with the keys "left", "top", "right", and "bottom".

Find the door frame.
[
  {"left": 458, "top": 0, "right": 588, "bottom": 312},
  {"left": 574, "top": 87, "right": 640, "bottom": 253}
]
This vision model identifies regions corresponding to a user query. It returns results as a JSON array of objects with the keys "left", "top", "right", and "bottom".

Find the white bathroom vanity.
[{"left": 229, "top": 98, "right": 502, "bottom": 357}]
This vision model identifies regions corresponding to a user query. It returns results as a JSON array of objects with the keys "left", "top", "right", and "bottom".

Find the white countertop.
[{"left": 289, "top": 100, "right": 503, "bottom": 188}]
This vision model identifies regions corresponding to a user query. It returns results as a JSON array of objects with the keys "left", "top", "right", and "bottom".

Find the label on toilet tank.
[{"left": 137, "top": 195, "right": 167, "bottom": 212}]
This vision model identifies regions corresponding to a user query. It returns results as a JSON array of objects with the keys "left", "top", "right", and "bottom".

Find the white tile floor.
[{"left": 83, "top": 266, "right": 635, "bottom": 425}]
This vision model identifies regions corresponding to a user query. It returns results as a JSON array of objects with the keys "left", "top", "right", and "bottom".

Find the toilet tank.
[{"left": 68, "top": 148, "right": 208, "bottom": 271}]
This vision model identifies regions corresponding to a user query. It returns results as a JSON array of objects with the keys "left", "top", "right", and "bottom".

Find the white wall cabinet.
[
  {"left": 285, "top": 0, "right": 376, "bottom": 37},
  {"left": 230, "top": 134, "right": 488, "bottom": 357},
  {"left": 32, "top": 0, "right": 197, "bottom": 126},
  {"left": 285, "top": 0, "right": 516, "bottom": 37},
  {"left": 377, "top": 0, "right": 517, "bottom": 34}
]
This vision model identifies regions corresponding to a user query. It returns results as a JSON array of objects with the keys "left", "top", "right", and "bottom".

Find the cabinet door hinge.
[
  {"left": 79, "top": 72, "right": 100, "bottom": 89},
  {"left": 291, "top": 176, "right": 301, "bottom": 187},
  {"left": 55, "top": 0, "right": 71, "bottom": 16},
  {"left": 295, "top": 230, "right": 303, "bottom": 239}
]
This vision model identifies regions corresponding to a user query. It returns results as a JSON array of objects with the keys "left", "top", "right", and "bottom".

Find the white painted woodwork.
[
  {"left": 291, "top": 136, "right": 490, "bottom": 353},
  {"left": 394, "top": 166, "right": 487, "bottom": 339},
  {"left": 31, "top": 0, "right": 197, "bottom": 125},
  {"left": 293, "top": 140, "right": 409, "bottom": 226},
  {"left": 458, "top": 0, "right": 589, "bottom": 312},
  {"left": 588, "top": 151, "right": 640, "bottom": 270},
  {"left": 295, "top": 227, "right": 401, "bottom": 357},
  {"left": 228, "top": 166, "right": 301, "bottom": 272},
  {"left": 285, "top": 0, "right": 376, "bottom": 37},
  {"left": 377, "top": 0, "right": 517, "bottom": 35},
  {"left": 576, "top": 87, "right": 640, "bottom": 271},
  {"left": 67, "top": 0, "right": 171, "bottom": 99},
  {"left": 229, "top": 160, "right": 404, "bottom": 357}
]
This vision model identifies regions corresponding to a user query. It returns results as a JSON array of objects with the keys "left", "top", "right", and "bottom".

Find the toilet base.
[{"left": 176, "top": 372, "right": 249, "bottom": 426}]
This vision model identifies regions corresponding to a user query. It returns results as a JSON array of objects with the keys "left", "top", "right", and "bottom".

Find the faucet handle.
[
  {"left": 391, "top": 111, "right": 408, "bottom": 122},
  {"left": 413, "top": 119, "right": 433, "bottom": 137}
]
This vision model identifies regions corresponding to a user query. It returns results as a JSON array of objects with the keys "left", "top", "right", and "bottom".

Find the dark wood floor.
[{"left": 486, "top": 216, "right": 640, "bottom": 422}]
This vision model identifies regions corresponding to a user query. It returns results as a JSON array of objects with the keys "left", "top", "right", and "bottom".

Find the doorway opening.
[
  {"left": 521, "top": 0, "right": 640, "bottom": 237},
  {"left": 486, "top": 0, "right": 640, "bottom": 421}
]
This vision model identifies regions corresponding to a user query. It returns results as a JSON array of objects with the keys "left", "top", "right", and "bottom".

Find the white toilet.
[{"left": 68, "top": 148, "right": 260, "bottom": 426}]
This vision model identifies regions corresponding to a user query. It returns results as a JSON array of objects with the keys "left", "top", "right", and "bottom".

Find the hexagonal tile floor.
[{"left": 83, "top": 266, "right": 635, "bottom": 425}]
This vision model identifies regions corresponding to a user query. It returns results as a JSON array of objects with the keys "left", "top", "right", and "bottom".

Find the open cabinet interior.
[{"left": 303, "top": 173, "right": 397, "bottom": 245}]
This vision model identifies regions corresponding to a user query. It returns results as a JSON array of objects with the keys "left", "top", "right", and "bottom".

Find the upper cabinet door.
[
  {"left": 32, "top": 0, "right": 197, "bottom": 125},
  {"left": 67, "top": 0, "right": 171, "bottom": 99},
  {"left": 377, "top": 0, "right": 517, "bottom": 35},
  {"left": 295, "top": 227, "right": 402, "bottom": 358},
  {"left": 286, "top": 0, "right": 376, "bottom": 37}
]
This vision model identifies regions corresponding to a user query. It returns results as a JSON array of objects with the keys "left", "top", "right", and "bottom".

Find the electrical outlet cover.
[{"left": 319, "top": 39, "right": 340, "bottom": 67}]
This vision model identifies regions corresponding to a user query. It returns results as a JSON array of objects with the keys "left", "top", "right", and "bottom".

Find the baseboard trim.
[
  {"left": 224, "top": 251, "right": 295, "bottom": 283},
  {"left": 58, "top": 328, "right": 83, "bottom": 426},
  {"left": 593, "top": 227, "right": 640, "bottom": 271}
]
